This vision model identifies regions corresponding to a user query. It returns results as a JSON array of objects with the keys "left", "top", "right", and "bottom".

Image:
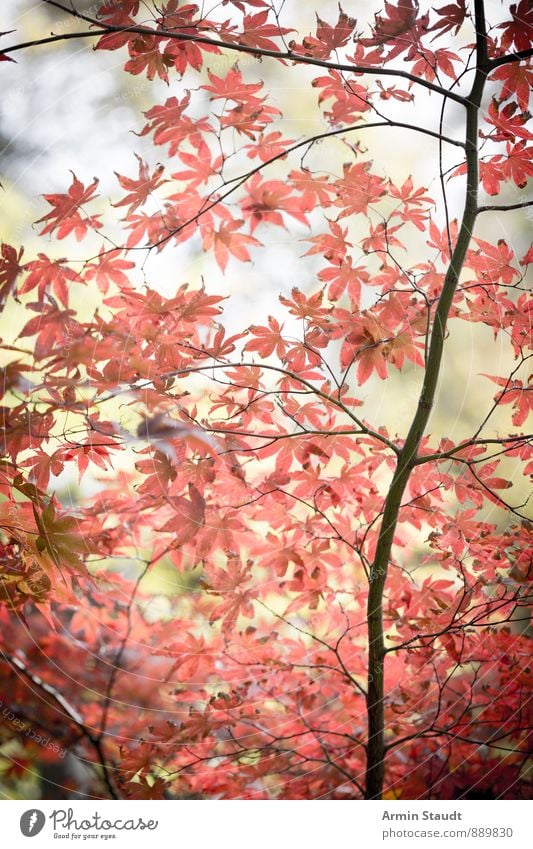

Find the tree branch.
[
  {"left": 0, "top": 650, "right": 120, "bottom": 799},
  {"left": 488, "top": 48, "right": 533, "bottom": 69},
  {"left": 478, "top": 200, "right": 533, "bottom": 213}
]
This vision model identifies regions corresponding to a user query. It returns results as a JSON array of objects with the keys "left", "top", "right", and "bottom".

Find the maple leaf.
[
  {"left": 465, "top": 238, "right": 519, "bottom": 285},
  {"left": 305, "top": 220, "right": 351, "bottom": 264},
  {"left": 340, "top": 314, "right": 390, "bottom": 384},
  {"left": 492, "top": 61, "right": 533, "bottom": 113},
  {"left": 289, "top": 169, "right": 334, "bottom": 210},
  {"left": 429, "top": 0, "right": 467, "bottom": 39},
  {"left": 237, "top": 10, "right": 294, "bottom": 52},
  {"left": 483, "top": 99, "right": 532, "bottom": 143},
  {"left": 479, "top": 158, "right": 505, "bottom": 196},
  {"left": 361, "top": 221, "right": 404, "bottom": 254},
  {"left": 334, "top": 161, "right": 387, "bottom": 218},
  {"left": 201, "top": 215, "right": 261, "bottom": 271},
  {"left": 245, "top": 316, "right": 287, "bottom": 358},
  {"left": 265, "top": 533, "right": 305, "bottom": 577},
  {"left": 204, "top": 556, "right": 255, "bottom": 636},
  {"left": 160, "top": 2, "right": 221, "bottom": 75},
  {"left": 482, "top": 374, "right": 532, "bottom": 428},
  {"left": 159, "top": 483, "right": 206, "bottom": 546},
  {"left": 521, "top": 243, "right": 533, "bottom": 265},
  {"left": 95, "top": 1, "right": 140, "bottom": 51},
  {"left": 124, "top": 35, "right": 174, "bottom": 82},
  {"left": 62, "top": 432, "right": 119, "bottom": 481},
  {"left": 319, "top": 257, "right": 369, "bottom": 305},
  {"left": 171, "top": 139, "right": 222, "bottom": 186},
  {"left": 500, "top": 141, "right": 533, "bottom": 188},
  {"left": 279, "top": 287, "right": 331, "bottom": 322},
  {"left": 389, "top": 175, "right": 433, "bottom": 208},
  {"left": 410, "top": 47, "right": 460, "bottom": 81},
  {"left": 290, "top": 6, "right": 356, "bottom": 60},
  {"left": 497, "top": 0, "right": 533, "bottom": 53},
  {"left": 0, "top": 244, "right": 24, "bottom": 306},
  {"left": 19, "top": 302, "right": 78, "bottom": 360},
  {"left": 125, "top": 778, "right": 167, "bottom": 800},
  {"left": 361, "top": 0, "right": 428, "bottom": 61},
  {"left": 426, "top": 219, "right": 458, "bottom": 262},
  {"left": 84, "top": 248, "right": 135, "bottom": 294},
  {"left": 135, "top": 449, "right": 177, "bottom": 499},
  {"left": 19, "top": 254, "right": 79, "bottom": 306},
  {"left": 155, "top": 632, "right": 213, "bottom": 680},
  {"left": 35, "top": 174, "right": 101, "bottom": 241},
  {"left": 141, "top": 94, "right": 212, "bottom": 155},
  {"left": 114, "top": 155, "right": 166, "bottom": 215},
  {"left": 312, "top": 71, "right": 371, "bottom": 125},
  {"left": 244, "top": 131, "right": 295, "bottom": 163},
  {"left": 202, "top": 66, "right": 264, "bottom": 102},
  {"left": 219, "top": 99, "right": 281, "bottom": 139},
  {"left": 241, "top": 175, "right": 310, "bottom": 232},
  {"left": 21, "top": 450, "right": 64, "bottom": 490},
  {"left": 33, "top": 499, "right": 91, "bottom": 574}
]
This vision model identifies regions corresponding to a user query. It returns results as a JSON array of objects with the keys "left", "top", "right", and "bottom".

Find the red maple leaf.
[
  {"left": 500, "top": 141, "right": 533, "bottom": 188},
  {"left": 245, "top": 316, "right": 287, "bottom": 358},
  {"left": 334, "top": 161, "right": 387, "bottom": 217},
  {"left": 244, "top": 131, "right": 295, "bottom": 163},
  {"left": 201, "top": 215, "right": 261, "bottom": 271},
  {"left": 237, "top": 10, "right": 293, "bottom": 52},
  {"left": 35, "top": 173, "right": 101, "bottom": 241},
  {"left": 158, "top": 483, "right": 206, "bottom": 546},
  {"left": 290, "top": 6, "right": 356, "bottom": 60},
  {"left": 497, "top": 0, "right": 533, "bottom": 53},
  {"left": 19, "top": 254, "right": 79, "bottom": 306},
  {"left": 482, "top": 374, "right": 532, "bottom": 428},
  {"left": 204, "top": 556, "right": 255, "bottom": 636},
  {"left": 124, "top": 35, "right": 173, "bottom": 82},
  {"left": 202, "top": 66, "right": 264, "bottom": 102},
  {"left": 84, "top": 248, "right": 136, "bottom": 294},
  {"left": 240, "top": 175, "right": 310, "bottom": 232},
  {"left": 0, "top": 244, "right": 24, "bottom": 306},
  {"left": 492, "top": 61, "right": 533, "bottom": 113},
  {"left": 429, "top": 0, "right": 467, "bottom": 39},
  {"left": 141, "top": 94, "right": 212, "bottom": 155},
  {"left": 466, "top": 238, "right": 519, "bottom": 284},
  {"left": 95, "top": 1, "right": 140, "bottom": 51},
  {"left": 114, "top": 155, "right": 166, "bottom": 215},
  {"left": 171, "top": 139, "right": 222, "bottom": 186},
  {"left": 361, "top": 0, "right": 428, "bottom": 61}
]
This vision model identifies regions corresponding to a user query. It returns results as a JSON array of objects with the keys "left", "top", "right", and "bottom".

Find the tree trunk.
[{"left": 364, "top": 0, "right": 489, "bottom": 800}]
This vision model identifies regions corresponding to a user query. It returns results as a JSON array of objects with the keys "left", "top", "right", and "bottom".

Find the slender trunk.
[{"left": 364, "top": 0, "right": 489, "bottom": 800}]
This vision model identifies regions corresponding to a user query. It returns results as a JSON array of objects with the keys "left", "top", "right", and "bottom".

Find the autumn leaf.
[
  {"left": 158, "top": 483, "right": 206, "bottom": 546},
  {"left": 19, "top": 254, "right": 79, "bottom": 306},
  {"left": 35, "top": 173, "right": 101, "bottom": 241},
  {"left": 84, "top": 248, "right": 136, "bottom": 294},
  {"left": 201, "top": 215, "right": 261, "bottom": 271},
  {"left": 114, "top": 155, "right": 166, "bottom": 215},
  {"left": 33, "top": 500, "right": 92, "bottom": 574}
]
